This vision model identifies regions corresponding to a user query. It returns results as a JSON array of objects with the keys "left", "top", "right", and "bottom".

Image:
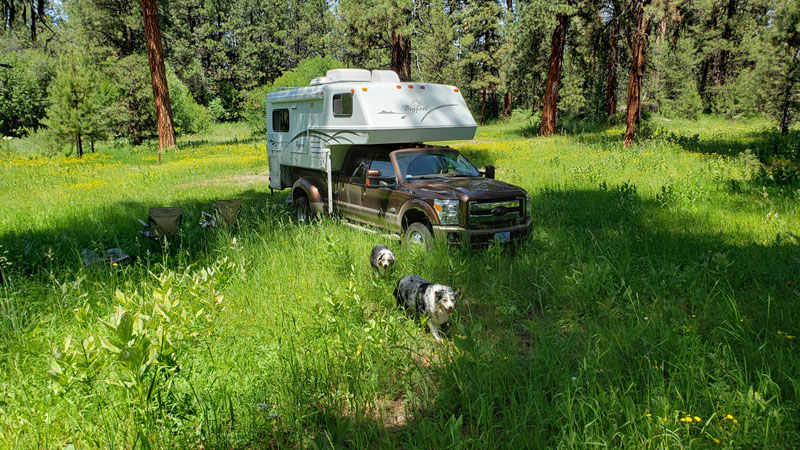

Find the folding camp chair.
[
  {"left": 81, "top": 247, "right": 132, "bottom": 266},
  {"left": 200, "top": 199, "right": 243, "bottom": 229},
  {"left": 138, "top": 207, "right": 184, "bottom": 239}
]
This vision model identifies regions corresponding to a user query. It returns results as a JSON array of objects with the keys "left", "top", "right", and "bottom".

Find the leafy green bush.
[
  {"left": 167, "top": 67, "right": 211, "bottom": 135},
  {"left": 0, "top": 49, "right": 55, "bottom": 137},
  {"left": 208, "top": 98, "right": 226, "bottom": 123},
  {"left": 105, "top": 54, "right": 155, "bottom": 145},
  {"left": 243, "top": 56, "right": 344, "bottom": 134}
]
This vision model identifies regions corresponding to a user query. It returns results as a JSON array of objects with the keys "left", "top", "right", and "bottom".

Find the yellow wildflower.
[
  {"left": 694, "top": 416, "right": 701, "bottom": 422},
  {"left": 726, "top": 414, "right": 734, "bottom": 420},
  {"left": 713, "top": 438, "right": 720, "bottom": 444}
]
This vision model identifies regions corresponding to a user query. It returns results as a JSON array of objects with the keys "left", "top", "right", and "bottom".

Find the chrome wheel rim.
[{"left": 409, "top": 230, "right": 424, "bottom": 245}]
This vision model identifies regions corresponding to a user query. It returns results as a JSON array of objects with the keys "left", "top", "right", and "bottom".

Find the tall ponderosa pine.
[
  {"left": 623, "top": 0, "right": 652, "bottom": 147},
  {"left": 141, "top": 0, "right": 176, "bottom": 160},
  {"left": 539, "top": 12, "right": 569, "bottom": 135}
]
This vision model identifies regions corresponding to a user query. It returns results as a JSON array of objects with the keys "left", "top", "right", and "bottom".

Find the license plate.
[{"left": 493, "top": 231, "right": 510, "bottom": 243}]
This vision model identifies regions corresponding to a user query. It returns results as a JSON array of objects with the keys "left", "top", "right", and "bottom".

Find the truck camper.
[{"left": 266, "top": 69, "right": 531, "bottom": 246}]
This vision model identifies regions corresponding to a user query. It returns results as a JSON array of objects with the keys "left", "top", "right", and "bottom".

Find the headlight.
[
  {"left": 526, "top": 195, "right": 531, "bottom": 217},
  {"left": 434, "top": 199, "right": 459, "bottom": 225}
]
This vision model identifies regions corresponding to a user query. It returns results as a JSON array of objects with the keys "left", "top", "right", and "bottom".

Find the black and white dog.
[
  {"left": 369, "top": 244, "right": 395, "bottom": 274},
  {"left": 394, "top": 275, "right": 459, "bottom": 342}
]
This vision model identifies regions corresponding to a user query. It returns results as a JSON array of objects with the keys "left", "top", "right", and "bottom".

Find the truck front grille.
[{"left": 468, "top": 199, "right": 524, "bottom": 230}]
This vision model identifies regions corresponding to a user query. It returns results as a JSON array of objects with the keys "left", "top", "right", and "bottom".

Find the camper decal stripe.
[
  {"left": 284, "top": 129, "right": 363, "bottom": 148},
  {"left": 377, "top": 103, "right": 459, "bottom": 122},
  {"left": 420, "top": 104, "right": 458, "bottom": 123}
]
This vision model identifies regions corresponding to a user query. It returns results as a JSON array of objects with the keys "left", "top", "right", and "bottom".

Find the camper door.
[{"left": 268, "top": 107, "right": 290, "bottom": 188}]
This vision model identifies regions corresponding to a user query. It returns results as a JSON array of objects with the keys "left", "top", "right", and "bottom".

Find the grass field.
[{"left": 1, "top": 116, "right": 799, "bottom": 448}]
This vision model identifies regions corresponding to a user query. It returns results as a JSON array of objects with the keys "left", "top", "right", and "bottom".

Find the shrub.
[
  {"left": 167, "top": 66, "right": 211, "bottom": 135},
  {"left": 0, "top": 49, "right": 55, "bottom": 137},
  {"left": 208, "top": 98, "right": 226, "bottom": 123},
  {"left": 106, "top": 54, "right": 155, "bottom": 145}
]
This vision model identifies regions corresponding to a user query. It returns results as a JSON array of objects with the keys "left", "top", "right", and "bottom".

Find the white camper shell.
[{"left": 266, "top": 69, "right": 477, "bottom": 190}]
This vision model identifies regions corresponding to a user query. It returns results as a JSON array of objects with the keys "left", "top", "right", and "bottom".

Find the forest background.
[{"left": 1, "top": 0, "right": 799, "bottom": 159}]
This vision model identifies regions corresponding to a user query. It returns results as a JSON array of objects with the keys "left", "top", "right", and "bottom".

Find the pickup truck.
[{"left": 291, "top": 145, "right": 531, "bottom": 247}]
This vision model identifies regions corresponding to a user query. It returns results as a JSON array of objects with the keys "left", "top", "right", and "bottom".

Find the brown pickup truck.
[{"left": 291, "top": 145, "right": 532, "bottom": 247}]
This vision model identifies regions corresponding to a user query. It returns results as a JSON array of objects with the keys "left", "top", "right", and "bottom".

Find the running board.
[{"left": 343, "top": 221, "right": 401, "bottom": 240}]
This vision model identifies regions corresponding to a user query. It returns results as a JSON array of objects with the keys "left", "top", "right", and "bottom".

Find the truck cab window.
[
  {"left": 367, "top": 158, "right": 396, "bottom": 186},
  {"left": 272, "top": 109, "right": 289, "bottom": 132},
  {"left": 332, "top": 93, "right": 353, "bottom": 117}
]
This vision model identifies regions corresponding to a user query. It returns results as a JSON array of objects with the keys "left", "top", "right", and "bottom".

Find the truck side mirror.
[{"left": 484, "top": 165, "right": 495, "bottom": 179}]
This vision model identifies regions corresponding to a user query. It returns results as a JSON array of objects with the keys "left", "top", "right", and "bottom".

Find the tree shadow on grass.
[
  {"left": 400, "top": 187, "right": 800, "bottom": 447},
  {"left": 2, "top": 181, "right": 799, "bottom": 447},
  {"left": 203, "top": 187, "right": 798, "bottom": 448},
  {"left": 0, "top": 187, "right": 289, "bottom": 278}
]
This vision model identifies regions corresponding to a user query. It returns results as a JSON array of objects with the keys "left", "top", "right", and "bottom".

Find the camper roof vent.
[
  {"left": 371, "top": 70, "right": 400, "bottom": 83},
  {"left": 325, "top": 69, "right": 372, "bottom": 83}
]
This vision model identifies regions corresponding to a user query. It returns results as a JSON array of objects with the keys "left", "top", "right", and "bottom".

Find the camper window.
[
  {"left": 272, "top": 109, "right": 289, "bottom": 132},
  {"left": 332, "top": 93, "right": 353, "bottom": 117}
]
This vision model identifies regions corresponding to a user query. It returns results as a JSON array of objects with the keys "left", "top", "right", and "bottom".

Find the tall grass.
[{"left": 1, "top": 116, "right": 799, "bottom": 447}]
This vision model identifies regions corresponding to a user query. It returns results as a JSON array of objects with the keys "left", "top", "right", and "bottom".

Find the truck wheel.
[
  {"left": 294, "top": 195, "right": 312, "bottom": 224},
  {"left": 405, "top": 222, "right": 433, "bottom": 249}
]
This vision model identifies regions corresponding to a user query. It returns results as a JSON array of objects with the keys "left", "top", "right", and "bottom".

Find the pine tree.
[
  {"left": 765, "top": 0, "right": 800, "bottom": 135},
  {"left": 141, "top": 0, "right": 176, "bottom": 160},
  {"left": 44, "top": 51, "right": 102, "bottom": 158}
]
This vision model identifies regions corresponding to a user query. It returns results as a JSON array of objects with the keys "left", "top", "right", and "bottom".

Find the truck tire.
[
  {"left": 405, "top": 222, "right": 433, "bottom": 249},
  {"left": 294, "top": 195, "right": 312, "bottom": 224}
]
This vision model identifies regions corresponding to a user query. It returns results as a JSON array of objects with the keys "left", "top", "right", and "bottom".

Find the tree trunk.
[
  {"left": 30, "top": 3, "right": 35, "bottom": 41},
  {"left": 779, "top": 49, "right": 799, "bottom": 135},
  {"left": 502, "top": 91, "right": 512, "bottom": 118},
  {"left": 623, "top": 2, "right": 649, "bottom": 147},
  {"left": 539, "top": 13, "right": 569, "bottom": 136},
  {"left": 390, "top": 30, "right": 411, "bottom": 82},
  {"left": 141, "top": 0, "right": 176, "bottom": 162},
  {"left": 605, "top": 19, "right": 619, "bottom": 117},
  {"left": 718, "top": 0, "right": 737, "bottom": 86},
  {"left": 77, "top": 134, "right": 83, "bottom": 158},
  {"left": 8, "top": 0, "right": 14, "bottom": 29},
  {"left": 480, "top": 88, "right": 487, "bottom": 125}
]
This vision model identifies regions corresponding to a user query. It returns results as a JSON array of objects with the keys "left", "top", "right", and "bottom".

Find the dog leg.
[{"left": 428, "top": 321, "right": 444, "bottom": 342}]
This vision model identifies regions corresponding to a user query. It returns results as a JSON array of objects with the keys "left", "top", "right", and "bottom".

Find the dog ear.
[{"left": 435, "top": 290, "right": 444, "bottom": 303}]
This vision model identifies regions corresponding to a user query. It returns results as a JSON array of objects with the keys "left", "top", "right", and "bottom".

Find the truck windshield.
[{"left": 394, "top": 150, "right": 480, "bottom": 180}]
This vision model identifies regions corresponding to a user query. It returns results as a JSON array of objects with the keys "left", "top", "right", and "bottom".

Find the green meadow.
[{"left": 1, "top": 116, "right": 799, "bottom": 448}]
